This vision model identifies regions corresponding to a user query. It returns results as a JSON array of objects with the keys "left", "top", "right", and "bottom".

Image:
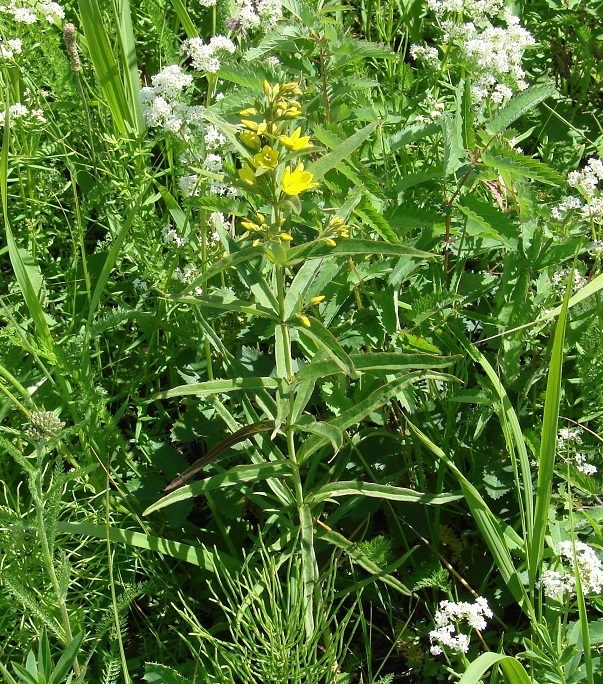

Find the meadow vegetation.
[{"left": 1, "top": 0, "right": 603, "bottom": 681}]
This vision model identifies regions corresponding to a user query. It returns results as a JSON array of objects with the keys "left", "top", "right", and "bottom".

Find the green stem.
[{"left": 35, "top": 445, "right": 81, "bottom": 675}]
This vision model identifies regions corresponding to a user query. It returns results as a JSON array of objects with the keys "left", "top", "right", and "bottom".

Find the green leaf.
[
  {"left": 306, "top": 481, "right": 462, "bottom": 505},
  {"left": 353, "top": 198, "right": 400, "bottom": 244},
  {"left": 78, "top": 0, "right": 134, "bottom": 135},
  {"left": 144, "top": 662, "right": 192, "bottom": 683},
  {"left": 296, "top": 351, "right": 455, "bottom": 382},
  {"left": 388, "top": 122, "right": 440, "bottom": 151},
  {"left": 529, "top": 271, "right": 570, "bottom": 590},
  {"left": 458, "top": 195, "right": 519, "bottom": 249},
  {"left": 461, "top": 79, "right": 475, "bottom": 150},
  {"left": 298, "top": 371, "right": 455, "bottom": 462},
  {"left": 285, "top": 238, "right": 435, "bottom": 265},
  {"left": 50, "top": 632, "right": 84, "bottom": 684},
  {"left": 296, "top": 420, "right": 343, "bottom": 454},
  {"left": 482, "top": 150, "right": 564, "bottom": 186},
  {"left": 153, "top": 377, "right": 280, "bottom": 401},
  {"left": 164, "top": 420, "right": 276, "bottom": 491},
  {"left": 293, "top": 316, "right": 358, "bottom": 378},
  {"left": 442, "top": 113, "right": 466, "bottom": 177},
  {"left": 170, "top": 0, "right": 198, "bottom": 37},
  {"left": 284, "top": 259, "right": 324, "bottom": 320},
  {"left": 406, "top": 419, "right": 534, "bottom": 619},
  {"left": 244, "top": 25, "right": 309, "bottom": 61},
  {"left": 457, "top": 653, "right": 532, "bottom": 684},
  {"left": 307, "top": 121, "right": 379, "bottom": 181},
  {"left": 485, "top": 83, "right": 556, "bottom": 136},
  {"left": 56, "top": 521, "right": 241, "bottom": 572},
  {"left": 316, "top": 525, "right": 412, "bottom": 596},
  {"left": 143, "top": 461, "right": 292, "bottom": 514}
]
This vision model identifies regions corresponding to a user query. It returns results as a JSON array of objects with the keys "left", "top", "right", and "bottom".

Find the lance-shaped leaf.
[
  {"left": 153, "top": 377, "right": 279, "bottom": 401},
  {"left": 144, "top": 461, "right": 292, "bottom": 515},
  {"left": 296, "top": 352, "right": 456, "bottom": 382},
  {"left": 284, "top": 238, "right": 435, "bottom": 266},
  {"left": 298, "top": 371, "right": 455, "bottom": 463},
  {"left": 291, "top": 316, "right": 358, "bottom": 378},
  {"left": 164, "top": 420, "right": 276, "bottom": 491},
  {"left": 306, "top": 481, "right": 462, "bottom": 505},
  {"left": 307, "top": 121, "right": 379, "bottom": 181}
]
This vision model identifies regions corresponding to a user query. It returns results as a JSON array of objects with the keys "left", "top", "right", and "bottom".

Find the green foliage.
[{"left": 1, "top": 0, "right": 603, "bottom": 680}]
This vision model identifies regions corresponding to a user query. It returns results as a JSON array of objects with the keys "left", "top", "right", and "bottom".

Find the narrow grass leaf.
[
  {"left": 528, "top": 279, "right": 570, "bottom": 590},
  {"left": 406, "top": 419, "right": 534, "bottom": 618},
  {"left": 316, "top": 525, "right": 412, "bottom": 595},
  {"left": 170, "top": 0, "right": 198, "bottom": 37},
  {"left": 78, "top": 0, "right": 133, "bottom": 134},
  {"left": 56, "top": 521, "right": 242, "bottom": 572}
]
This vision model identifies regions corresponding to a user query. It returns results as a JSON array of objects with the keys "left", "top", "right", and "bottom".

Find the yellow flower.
[
  {"left": 253, "top": 145, "right": 279, "bottom": 169},
  {"left": 239, "top": 163, "right": 256, "bottom": 185},
  {"left": 240, "top": 130, "right": 261, "bottom": 150},
  {"left": 278, "top": 127, "right": 313, "bottom": 151},
  {"left": 281, "top": 163, "right": 318, "bottom": 196}
]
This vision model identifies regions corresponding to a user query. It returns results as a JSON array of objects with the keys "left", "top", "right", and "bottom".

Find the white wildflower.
[
  {"left": 179, "top": 174, "right": 201, "bottom": 197},
  {"left": 203, "top": 153, "right": 223, "bottom": 172},
  {"left": 236, "top": 0, "right": 282, "bottom": 31},
  {"left": 182, "top": 35, "right": 235, "bottom": 73},
  {"left": 429, "top": 597, "right": 492, "bottom": 656},
  {"left": 204, "top": 124, "right": 226, "bottom": 150},
  {"left": 162, "top": 224, "right": 189, "bottom": 247}
]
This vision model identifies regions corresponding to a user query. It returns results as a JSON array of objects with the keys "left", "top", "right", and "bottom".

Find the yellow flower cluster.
[{"left": 236, "top": 81, "right": 320, "bottom": 245}]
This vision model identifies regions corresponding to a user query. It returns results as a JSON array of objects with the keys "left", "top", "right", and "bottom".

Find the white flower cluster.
[
  {"left": 0, "top": 0, "right": 64, "bottom": 23},
  {"left": 0, "top": 101, "right": 46, "bottom": 126},
  {"left": 551, "top": 267, "right": 586, "bottom": 295},
  {"left": 429, "top": 597, "right": 492, "bottom": 656},
  {"left": 0, "top": 37, "right": 22, "bottom": 58},
  {"left": 415, "top": 1, "right": 534, "bottom": 106},
  {"left": 236, "top": 0, "right": 282, "bottom": 31},
  {"left": 410, "top": 44, "right": 441, "bottom": 69},
  {"left": 140, "top": 65, "right": 206, "bottom": 135},
  {"left": 197, "top": 0, "right": 217, "bottom": 6},
  {"left": 427, "top": 0, "right": 505, "bottom": 18},
  {"left": 181, "top": 36, "right": 235, "bottom": 74},
  {"left": 553, "top": 158, "right": 603, "bottom": 226},
  {"left": 162, "top": 224, "right": 189, "bottom": 247},
  {"left": 541, "top": 541, "right": 603, "bottom": 598},
  {"left": 557, "top": 426, "right": 597, "bottom": 476}
]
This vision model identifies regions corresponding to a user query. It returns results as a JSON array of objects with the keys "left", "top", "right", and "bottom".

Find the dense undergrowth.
[{"left": 1, "top": 0, "right": 603, "bottom": 681}]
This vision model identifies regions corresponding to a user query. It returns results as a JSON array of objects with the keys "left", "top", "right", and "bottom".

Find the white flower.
[
  {"left": 162, "top": 225, "right": 189, "bottom": 247},
  {"left": 203, "top": 153, "right": 223, "bottom": 172},
  {"left": 39, "top": 1, "right": 64, "bottom": 21},
  {"left": 182, "top": 35, "right": 235, "bottom": 73},
  {"left": 132, "top": 278, "right": 148, "bottom": 292},
  {"left": 555, "top": 541, "right": 603, "bottom": 595},
  {"left": 204, "top": 124, "right": 226, "bottom": 151},
  {"left": 236, "top": 0, "right": 282, "bottom": 31},
  {"left": 179, "top": 174, "right": 201, "bottom": 197},
  {"left": 11, "top": 6, "right": 38, "bottom": 23},
  {"left": 429, "top": 597, "right": 492, "bottom": 656}
]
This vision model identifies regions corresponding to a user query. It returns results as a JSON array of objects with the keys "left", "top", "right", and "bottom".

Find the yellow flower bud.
[
  {"left": 263, "top": 80, "right": 273, "bottom": 98},
  {"left": 241, "top": 220, "right": 261, "bottom": 232},
  {"left": 239, "top": 163, "right": 256, "bottom": 186},
  {"left": 324, "top": 238, "right": 337, "bottom": 247},
  {"left": 297, "top": 314, "right": 311, "bottom": 328},
  {"left": 310, "top": 295, "right": 325, "bottom": 305},
  {"left": 240, "top": 130, "right": 261, "bottom": 150},
  {"left": 240, "top": 107, "right": 257, "bottom": 116},
  {"left": 279, "top": 233, "right": 293, "bottom": 241},
  {"left": 241, "top": 119, "right": 258, "bottom": 131},
  {"left": 252, "top": 239, "right": 261, "bottom": 247}
]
